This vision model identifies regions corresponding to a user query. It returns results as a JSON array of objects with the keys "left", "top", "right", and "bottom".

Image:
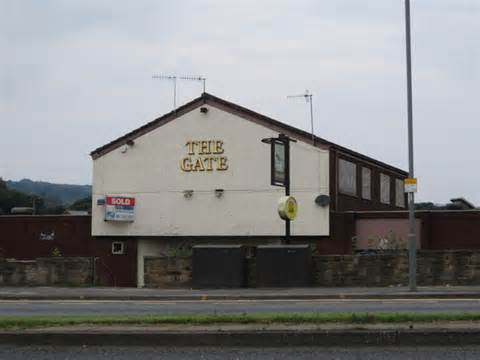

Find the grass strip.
[{"left": 1, "top": 312, "right": 480, "bottom": 330}]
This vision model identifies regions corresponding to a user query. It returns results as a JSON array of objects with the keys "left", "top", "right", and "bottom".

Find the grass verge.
[{"left": 1, "top": 312, "right": 480, "bottom": 330}]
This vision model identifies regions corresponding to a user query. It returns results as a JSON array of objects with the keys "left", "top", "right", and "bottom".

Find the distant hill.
[{"left": 6, "top": 179, "right": 91, "bottom": 206}]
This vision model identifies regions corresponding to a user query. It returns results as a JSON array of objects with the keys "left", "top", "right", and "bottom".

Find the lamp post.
[
  {"left": 262, "top": 134, "right": 297, "bottom": 244},
  {"left": 404, "top": 0, "right": 417, "bottom": 291}
]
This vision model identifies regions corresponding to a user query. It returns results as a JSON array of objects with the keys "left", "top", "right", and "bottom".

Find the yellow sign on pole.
[
  {"left": 404, "top": 178, "right": 417, "bottom": 193},
  {"left": 278, "top": 196, "right": 298, "bottom": 221}
]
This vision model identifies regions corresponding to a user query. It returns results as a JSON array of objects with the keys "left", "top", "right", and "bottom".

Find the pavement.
[
  {"left": 1, "top": 285, "right": 480, "bottom": 301},
  {"left": 2, "top": 322, "right": 480, "bottom": 347}
]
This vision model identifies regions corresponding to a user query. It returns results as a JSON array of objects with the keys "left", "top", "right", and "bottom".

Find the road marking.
[{"left": 0, "top": 298, "right": 479, "bottom": 305}]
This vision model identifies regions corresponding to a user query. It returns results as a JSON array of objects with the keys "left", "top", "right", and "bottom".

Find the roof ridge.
[{"left": 90, "top": 92, "right": 407, "bottom": 175}]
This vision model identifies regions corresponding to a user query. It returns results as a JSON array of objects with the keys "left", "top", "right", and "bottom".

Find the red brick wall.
[
  {"left": 0, "top": 215, "right": 93, "bottom": 259},
  {"left": 332, "top": 211, "right": 480, "bottom": 252},
  {"left": 93, "top": 238, "right": 138, "bottom": 287}
]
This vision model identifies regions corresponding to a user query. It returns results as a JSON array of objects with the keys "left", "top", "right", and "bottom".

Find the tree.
[
  {"left": 415, "top": 202, "right": 446, "bottom": 210},
  {"left": 68, "top": 196, "right": 92, "bottom": 212},
  {"left": 0, "top": 177, "right": 36, "bottom": 213}
]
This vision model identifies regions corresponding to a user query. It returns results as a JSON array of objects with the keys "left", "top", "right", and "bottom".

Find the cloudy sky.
[{"left": 1, "top": 0, "right": 479, "bottom": 204}]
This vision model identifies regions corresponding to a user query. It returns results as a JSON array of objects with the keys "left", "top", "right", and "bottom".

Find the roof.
[
  {"left": 91, "top": 92, "right": 407, "bottom": 175},
  {"left": 65, "top": 210, "right": 90, "bottom": 216},
  {"left": 450, "top": 198, "right": 476, "bottom": 210}
]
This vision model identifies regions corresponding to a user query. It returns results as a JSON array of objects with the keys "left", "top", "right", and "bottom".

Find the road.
[
  {"left": 1, "top": 298, "right": 480, "bottom": 316},
  {"left": 1, "top": 345, "right": 480, "bottom": 359}
]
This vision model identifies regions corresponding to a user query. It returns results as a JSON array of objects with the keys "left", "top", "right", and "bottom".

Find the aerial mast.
[
  {"left": 287, "top": 90, "right": 315, "bottom": 144},
  {"left": 152, "top": 74, "right": 207, "bottom": 111}
]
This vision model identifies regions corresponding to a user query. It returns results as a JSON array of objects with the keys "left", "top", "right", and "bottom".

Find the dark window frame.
[
  {"left": 380, "top": 172, "right": 391, "bottom": 205},
  {"left": 338, "top": 158, "right": 358, "bottom": 197},
  {"left": 395, "top": 178, "right": 406, "bottom": 208},
  {"left": 361, "top": 167, "right": 372, "bottom": 200},
  {"left": 112, "top": 241, "right": 125, "bottom": 255}
]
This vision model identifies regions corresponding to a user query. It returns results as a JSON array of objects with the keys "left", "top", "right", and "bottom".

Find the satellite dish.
[{"left": 315, "top": 195, "right": 330, "bottom": 207}]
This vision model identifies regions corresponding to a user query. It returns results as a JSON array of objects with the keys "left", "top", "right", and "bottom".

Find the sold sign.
[{"left": 106, "top": 196, "right": 135, "bottom": 206}]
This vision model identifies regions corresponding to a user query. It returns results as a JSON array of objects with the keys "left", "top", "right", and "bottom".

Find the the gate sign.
[
  {"left": 105, "top": 196, "right": 135, "bottom": 222},
  {"left": 271, "top": 138, "right": 286, "bottom": 186}
]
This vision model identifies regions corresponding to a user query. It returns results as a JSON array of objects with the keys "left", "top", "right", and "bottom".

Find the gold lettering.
[
  {"left": 182, "top": 140, "right": 228, "bottom": 172},
  {"left": 193, "top": 157, "right": 205, "bottom": 171},
  {"left": 213, "top": 140, "right": 224, "bottom": 154},
  {"left": 204, "top": 157, "right": 216, "bottom": 171},
  {"left": 186, "top": 141, "right": 196, "bottom": 155},
  {"left": 180, "top": 157, "right": 193, "bottom": 171},
  {"left": 217, "top": 156, "right": 228, "bottom": 171},
  {"left": 200, "top": 141, "right": 210, "bottom": 155}
]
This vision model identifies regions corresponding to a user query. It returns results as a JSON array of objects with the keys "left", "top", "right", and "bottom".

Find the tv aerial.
[
  {"left": 152, "top": 74, "right": 206, "bottom": 110},
  {"left": 287, "top": 90, "right": 315, "bottom": 143}
]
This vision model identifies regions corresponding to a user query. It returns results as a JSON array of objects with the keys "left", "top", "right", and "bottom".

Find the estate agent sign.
[{"left": 105, "top": 196, "right": 135, "bottom": 222}]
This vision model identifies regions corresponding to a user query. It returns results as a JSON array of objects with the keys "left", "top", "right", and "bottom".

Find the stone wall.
[
  {"left": 0, "top": 257, "right": 93, "bottom": 286},
  {"left": 144, "top": 251, "right": 480, "bottom": 288},
  {"left": 144, "top": 256, "right": 192, "bottom": 288},
  {"left": 314, "top": 251, "right": 480, "bottom": 287}
]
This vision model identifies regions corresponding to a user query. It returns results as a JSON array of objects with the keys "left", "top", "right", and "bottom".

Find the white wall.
[
  {"left": 137, "top": 239, "right": 165, "bottom": 288},
  {"left": 92, "top": 104, "right": 330, "bottom": 237}
]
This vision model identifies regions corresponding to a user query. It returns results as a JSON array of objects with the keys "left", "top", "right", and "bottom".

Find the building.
[{"left": 90, "top": 93, "right": 407, "bottom": 287}]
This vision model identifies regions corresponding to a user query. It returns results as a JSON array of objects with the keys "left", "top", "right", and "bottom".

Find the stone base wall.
[
  {"left": 144, "top": 251, "right": 480, "bottom": 288},
  {"left": 144, "top": 256, "right": 192, "bottom": 288},
  {"left": 0, "top": 257, "right": 93, "bottom": 286},
  {"left": 314, "top": 251, "right": 480, "bottom": 287}
]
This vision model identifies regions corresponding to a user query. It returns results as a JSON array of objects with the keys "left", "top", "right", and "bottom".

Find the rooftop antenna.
[
  {"left": 152, "top": 74, "right": 207, "bottom": 111},
  {"left": 179, "top": 75, "right": 206, "bottom": 93},
  {"left": 152, "top": 74, "right": 177, "bottom": 110},
  {"left": 287, "top": 90, "right": 315, "bottom": 143}
]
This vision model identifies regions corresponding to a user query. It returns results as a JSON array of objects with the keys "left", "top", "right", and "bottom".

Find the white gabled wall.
[{"left": 92, "top": 104, "right": 330, "bottom": 237}]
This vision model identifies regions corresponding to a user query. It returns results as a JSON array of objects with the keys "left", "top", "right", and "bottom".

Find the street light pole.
[
  {"left": 404, "top": 0, "right": 417, "bottom": 291},
  {"left": 261, "top": 134, "right": 297, "bottom": 244},
  {"left": 281, "top": 134, "right": 291, "bottom": 243}
]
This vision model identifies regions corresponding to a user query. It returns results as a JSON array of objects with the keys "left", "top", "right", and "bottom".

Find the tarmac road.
[
  {"left": 1, "top": 345, "right": 480, "bottom": 359},
  {"left": 1, "top": 298, "right": 480, "bottom": 316}
]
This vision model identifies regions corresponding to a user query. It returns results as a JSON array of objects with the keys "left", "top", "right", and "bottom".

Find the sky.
[{"left": 1, "top": 0, "right": 479, "bottom": 204}]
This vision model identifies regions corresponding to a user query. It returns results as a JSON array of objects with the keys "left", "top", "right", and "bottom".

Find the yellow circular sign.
[{"left": 278, "top": 196, "right": 298, "bottom": 221}]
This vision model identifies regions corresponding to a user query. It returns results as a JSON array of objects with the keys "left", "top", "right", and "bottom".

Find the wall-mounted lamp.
[
  {"left": 200, "top": 106, "right": 208, "bottom": 114},
  {"left": 121, "top": 139, "right": 135, "bottom": 153},
  {"left": 183, "top": 190, "right": 194, "bottom": 198},
  {"left": 214, "top": 189, "right": 224, "bottom": 198}
]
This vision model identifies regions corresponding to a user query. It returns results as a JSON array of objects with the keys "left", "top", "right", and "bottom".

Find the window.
[
  {"left": 112, "top": 241, "right": 125, "bottom": 255},
  {"left": 361, "top": 167, "right": 371, "bottom": 200},
  {"left": 380, "top": 173, "right": 391, "bottom": 204},
  {"left": 396, "top": 179, "right": 405, "bottom": 208},
  {"left": 338, "top": 159, "right": 357, "bottom": 196}
]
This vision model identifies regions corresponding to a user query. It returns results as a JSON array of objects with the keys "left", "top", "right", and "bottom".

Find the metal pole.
[
  {"left": 405, "top": 0, "right": 417, "bottom": 291},
  {"left": 309, "top": 95, "right": 314, "bottom": 143},
  {"left": 284, "top": 136, "right": 291, "bottom": 244},
  {"left": 173, "top": 77, "right": 177, "bottom": 110}
]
